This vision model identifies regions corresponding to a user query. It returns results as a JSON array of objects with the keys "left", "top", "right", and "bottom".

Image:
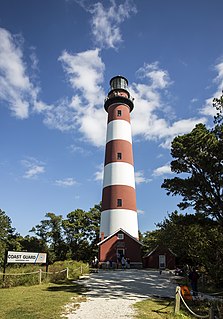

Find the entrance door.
[
  {"left": 117, "top": 248, "right": 125, "bottom": 257},
  {"left": 159, "top": 255, "right": 166, "bottom": 269}
]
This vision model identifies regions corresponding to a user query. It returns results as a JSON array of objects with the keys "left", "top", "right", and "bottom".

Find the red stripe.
[
  {"left": 104, "top": 140, "right": 134, "bottom": 165},
  {"left": 107, "top": 104, "right": 131, "bottom": 124},
  {"left": 102, "top": 185, "right": 136, "bottom": 211}
]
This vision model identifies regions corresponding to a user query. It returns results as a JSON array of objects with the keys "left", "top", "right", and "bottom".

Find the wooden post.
[
  {"left": 209, "top": 305, "right": 215, "bottom": 319},
  {"left": 39, "top": 269, "right": 41, "bottom": 284},
  {"left": 2, "top": 250, "right": 8, "bottom": 282},
  {"left": 175, "top": 286, "right": 181, "bottom": 314},
  {"left": 66, "top": 267, "right": 69, "bottom": 279},
  {"left": 45, "top": 253, "right": 48, "bottom": 278},
  {"left": 80, "top": 265, "right": 83, "bottom": 275}
]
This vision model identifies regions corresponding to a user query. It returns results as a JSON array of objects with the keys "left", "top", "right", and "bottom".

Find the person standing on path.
[
  {"left": 188, "top": 267, "right": 200, "bottom": 296},
  {"left": 121, "top": 256, "right": 126, "bottom": 269}
]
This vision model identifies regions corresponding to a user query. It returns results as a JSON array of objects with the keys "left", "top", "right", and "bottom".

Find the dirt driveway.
[{"left": 63, "top": 269, "right": 177, "bottom": 319}]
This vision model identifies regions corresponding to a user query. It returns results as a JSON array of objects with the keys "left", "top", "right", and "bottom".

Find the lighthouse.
[{"left": 98, "top": 76, "right": 142, "bottom": 268}]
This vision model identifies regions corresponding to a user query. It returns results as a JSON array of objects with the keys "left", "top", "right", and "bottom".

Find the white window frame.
[{"left": 117, "top": 233, "right": 124, "bottom": 240}]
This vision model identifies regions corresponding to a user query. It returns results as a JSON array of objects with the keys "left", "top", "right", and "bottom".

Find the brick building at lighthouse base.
[{"left": 98, "top": 228, "right": 142, "bottom": 269}]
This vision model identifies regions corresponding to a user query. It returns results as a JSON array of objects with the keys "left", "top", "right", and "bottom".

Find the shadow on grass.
[{"left": 46, "top": 280, "right": 88, "bottom": 294}]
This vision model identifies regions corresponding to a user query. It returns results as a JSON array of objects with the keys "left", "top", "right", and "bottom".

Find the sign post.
[{"left": 2, "top": 250, "right": 8, "bottom": 282}]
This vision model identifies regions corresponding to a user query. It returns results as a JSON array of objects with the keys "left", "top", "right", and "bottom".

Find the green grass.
[
  {"left": 133, "top": 298, "right": 200, "bottom": 319},
  {"left": 0, "top": 281, "right": 86, "bottom": 319}
]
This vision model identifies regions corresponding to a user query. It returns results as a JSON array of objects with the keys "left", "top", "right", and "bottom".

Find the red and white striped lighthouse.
[{"left": 100, "top": 75, "right": 139, "bottom": 240}]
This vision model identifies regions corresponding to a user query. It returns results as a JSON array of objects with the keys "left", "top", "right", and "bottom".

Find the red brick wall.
[
  {"left": 143, "top": 247, "right": 176, "bottom": 269},
  {"left": 99, "top": 232, "right": 141, "bottom": 263}
]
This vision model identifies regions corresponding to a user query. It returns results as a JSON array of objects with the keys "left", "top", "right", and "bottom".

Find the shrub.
[{"left": 0, "top": 260, "right": 89, "bottom": 288}]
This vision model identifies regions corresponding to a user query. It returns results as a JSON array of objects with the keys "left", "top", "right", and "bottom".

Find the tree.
[
  {"left": 62, "top": 204, "right": 100, "bottom": 262},
  {"left": 161, "top": 122, "right": 223, "bottom": 225},
  {"left": 0, "top": 209, "right": 20, "bottom": 266},
  {"left": 213, "top": 91, "right": 223, "bottom": 125},
  {"left": 142, "top": 211, "right": 223, "bottom": 285},
  {"left": 18, "top": 235, "right": 48, "bottom": 255},
  {"left": 30, "top": 212, "right": 66, "bottom": 262},
  {"left": 30, "top": 204, "right": 101, "bottom": 263}
]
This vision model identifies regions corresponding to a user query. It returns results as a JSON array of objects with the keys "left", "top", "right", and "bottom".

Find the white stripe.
[
  {"left": 106, "top": 120, "right": 132, "bottom": 143},
  {"left": 103, "top": 162, "right": 135, "bottom": 188},
  {"left": 100, "top": 209, "right": 139, "bottom": 238}
]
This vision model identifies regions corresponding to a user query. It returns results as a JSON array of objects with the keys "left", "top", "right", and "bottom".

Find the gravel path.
[{"left": 62, "top": 269, "right": 177, "bottom": 319}]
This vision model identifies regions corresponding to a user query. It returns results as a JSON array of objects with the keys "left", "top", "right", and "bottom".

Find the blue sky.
[{"left": 0, "top": 0, "right": 223, "bottom": 236}]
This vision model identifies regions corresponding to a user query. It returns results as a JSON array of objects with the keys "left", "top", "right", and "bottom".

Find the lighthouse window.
[
  {"left": 117, "top": 199, "right": 122, "bottom": 207},
  {"left": 117, "top": 110, "right": 122, "bottom": 117},
  {"left": 117, "top": 152, "right": 122, "bottom": 160}
]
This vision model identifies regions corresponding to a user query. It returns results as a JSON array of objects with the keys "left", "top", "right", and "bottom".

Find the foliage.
[
  {"left": 17, "top": 235, "right": 47, "bottom": 255},
  {"left": 30, "top": 212, "right": 66, "bottom": 262},
  {"left": 49, "top": 260, "right": 89, "bottom": 282},
  {"left": 30, "top": 204, "right": 101, "bottom": 263},
  {"left": 161, "top": 122, "right": 223, "bottom": 225},
  {"left": 0, "top": 209, "right": 21, "bottom": 266},
  {"left": 142, "top": 211, "right": 223, "bottom": 285},
  {"left": 0, "top": 260, "right": 89, "bottom": 288},
  {"left": 140, "top": 229, "right": 162, "bottom": 256},
  {"left": 1, "top": 264, "right": 41, "bottom": 288},
  {"left": 213, "top": 91, "right": 223, "bottom": 125},
  {"left": 62, "top": 207, "right": 99, "bottom": 261}
]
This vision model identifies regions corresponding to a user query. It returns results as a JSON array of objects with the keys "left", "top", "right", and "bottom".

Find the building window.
[
  {"left": 117, "top": 199, "right": 122, "bottom": 207},
  {"left": 117, "top": 152, "right": 122, "bottom": 160},
  {"left": 117, "top": 110, "right": 122, "bottom": 117},
  {"left": 117, "top": 233, "right": 124, "bottom": 240}
]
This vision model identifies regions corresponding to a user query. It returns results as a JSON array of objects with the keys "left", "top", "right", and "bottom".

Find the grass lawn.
[
  {"left": 0, "top": 281, "right": 86, "bottom": 319},
  {"left": 133, "top": 298, "right": 194, "bottom": 319}
]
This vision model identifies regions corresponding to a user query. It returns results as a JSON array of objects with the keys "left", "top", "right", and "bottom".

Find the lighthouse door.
[{"left": 159, "top": 255, "right": 166, "bottom": 269}]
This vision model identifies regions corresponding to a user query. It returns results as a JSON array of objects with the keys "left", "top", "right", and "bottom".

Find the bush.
[
  {"left": 0, "top": 264, "right": 41, "bottom": 288},
  {"left": 49, "top": 260, "right": 89, "bottom": 281},
  {"left": 0, "top": 260, "right": 89, "bottom": 288}
]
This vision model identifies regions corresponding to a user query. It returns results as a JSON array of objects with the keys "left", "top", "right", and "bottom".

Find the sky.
[{"left": 0, "top": 0, "right": 223, "bottom": 237}]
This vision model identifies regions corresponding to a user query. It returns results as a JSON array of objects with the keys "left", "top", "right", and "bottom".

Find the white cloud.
[
  {"left": 69, "top": 144, "right": 92, "bottom": 156},
  {"left": 200, "top": 59, "right": 223, "bottom": 116},
  {"left": 45, "top": 58, "right": 208, "bottom": 149},
  {"left": 43, "top": 98, "right": 77, "bottom": 132},
  {"left": 94, "top": 163, "right": 104, "bottom": 182},
  {"left": 44, "top": 49, "right": 107, "bottom": 147},
  {"left": 131, "top": 62, "right": 207, "bottom": 148},
  {"left": 152, "top": 164, "right": 172, "bottom": 177},
  {"left": 136, "top": 62, "right": 171, "bottom": 90},
  {"left": 21, "top": 158, "right": 45, "bottom": 179},
  {"left": 59, "top": 48, "right": 105, "bottom": 104},
  {"left": 135, "top": 171, "right": 151, "bottom": 184},
  {"left": 55, "top": 178, "right": 77, "bottom": 187},
  {"left": 137, "top": 209, "right": 144, "bottom": 215},
  {"left": 0, "top": 27, "right": 50, "bottom": 119},
  {"left": 191, "top": 98, "right": 198, "bottom": 103},
  {"left": 87, "top": 0, "right": 137, "bottom": 49}
]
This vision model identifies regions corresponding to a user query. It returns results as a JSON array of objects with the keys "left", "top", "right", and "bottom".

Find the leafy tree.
[
  {"left": 30, "top": 212, "right": 66, "bottom": 262},
  {"left": 18, "top": 235, "right": 47, "bottom": 254},
  {"left": 140, "top": 229, "right": 161, "bottom": 256},
  {"left": 161, "top": 122, "right": 223, "bottom": 225},
  {"left": 142, "top": 211, "right": 223, "bottom": 285},
  {"left": 62, "top": 204, "right": 100, "bottom": 262},
  {"left": 0, "top": 209, "right": 20, "bottom": 266},
  {"left": 213, "top": 91, "right": 223, "bottom": 124},
  {"left": 30, "top": 204, "right": 101, "bottom": 263}
]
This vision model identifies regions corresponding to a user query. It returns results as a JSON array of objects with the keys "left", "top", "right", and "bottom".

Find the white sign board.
[{"left": 7, "top": 251, "right": 47, "bottom": 264}]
